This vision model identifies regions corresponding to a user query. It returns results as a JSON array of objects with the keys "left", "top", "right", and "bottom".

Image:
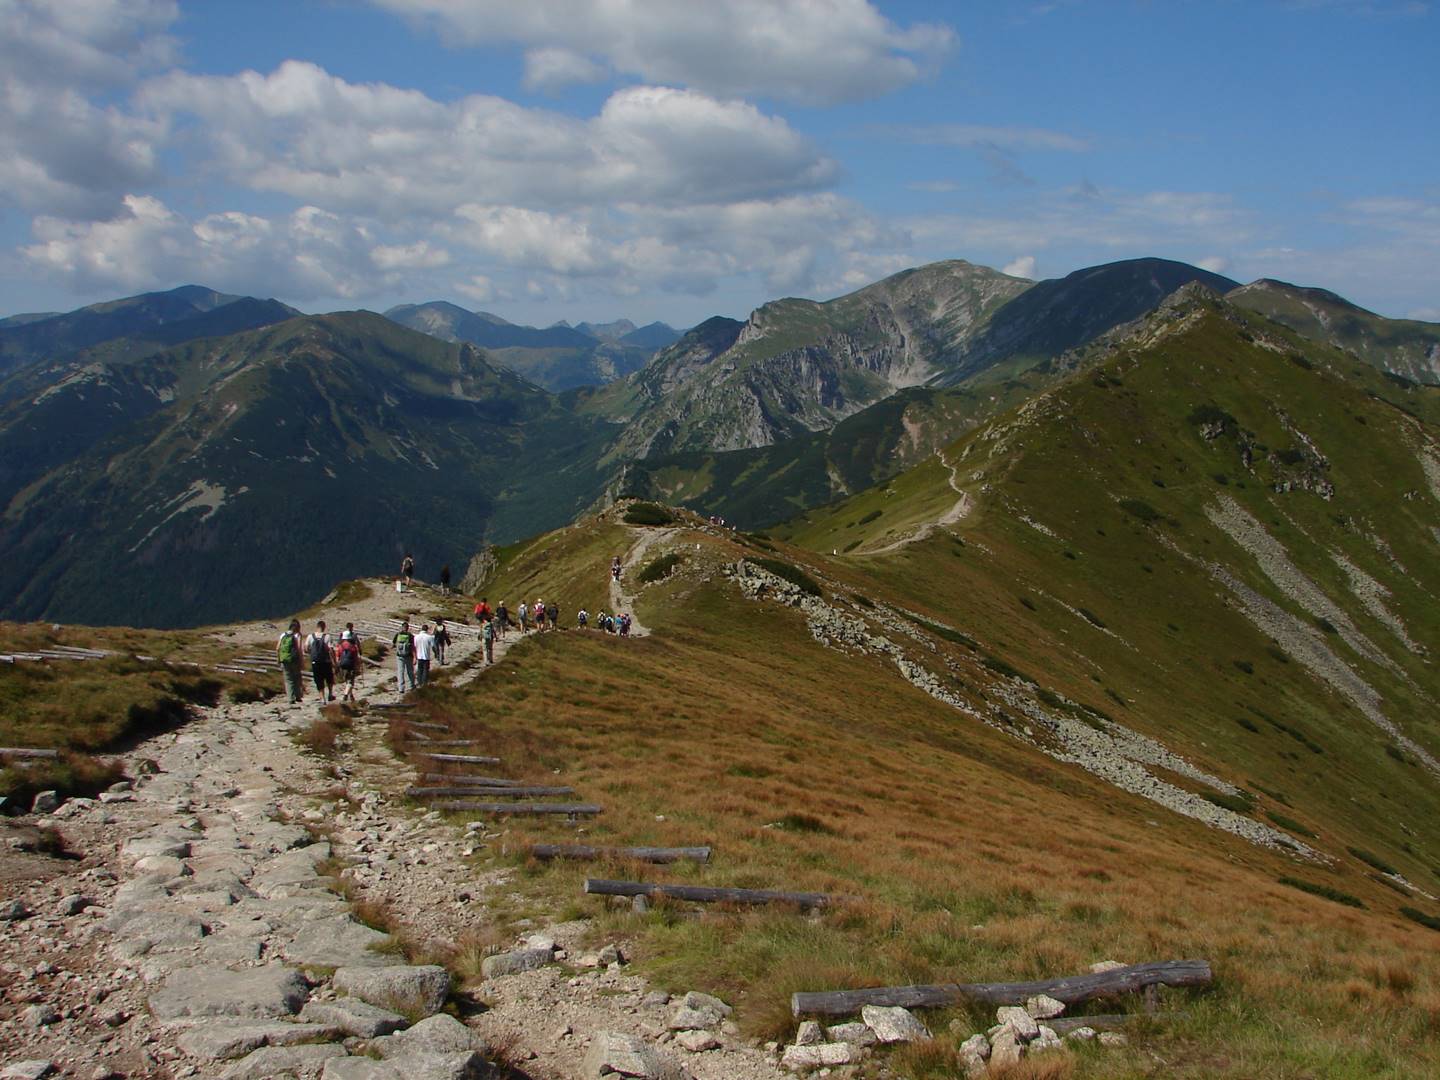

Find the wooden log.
[
  {"left": 418, "top": 773, "right": 519, "bottom": 786},
  {"left": 584, "top": 879, "right": 834, "bottom": 908},
  {"left": 532, "top": 844, "right": 711, "bottom": 864},
  {"left": 421, "top": 753, "right": 500, "bottom": 765},
  {"left": 789, "top": 959, "right": 1213, "bottom": 1018},
  {"left": 410, "top": 739, "right": 478, "bottom": 747},
  {"left": 432, "top": 801, "right": 601, "bottom": 815},
  {"left": 405, "top": 720, "right": 451, "bottom": 732},
  {"left": 408, "top": 786, "right": 574, "bottom": 798},
  {"left": 0, "top": 747, "right": 61, "bottom": 759}
]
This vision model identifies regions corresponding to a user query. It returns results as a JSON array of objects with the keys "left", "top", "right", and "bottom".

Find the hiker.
[
  {"left": 473, "top": 597, "right": 492, "bottom": 623},
  {"left": 439, "top": 564, "right": 451, "bottom": 595},
  {"left": 611, "top": 556, "right": 622, "bottom": 581},
  {"left": 482, "top": 617, "right": 495, "bottom": 665},
  {"left": 392, "top": 620, "right": 416, "bottom": 693},
  {"left": 577, "top": 608, "right": 588, "bottom": 628},
  {"left": 414, "top": 623, "right": 436, "bottom": 686},
  {"left": 401, "top": 553, "right": 415, "bottom": 587},
  {"left": 534, "top": 599, "right": 546, "bottom": 632},
  {"left": 306, "top": 620, "right": 336, "bottom": 702},
  {"left": 620, "top": 613, "right": 632, "bottom": 638},
  {"left": 336, "top": 629, "right": 362, "bottom": 703},
  {"left": 518, "top": 601, "right": 529, "bottom": 633},
  {"left": 546, "top": 599, "right": 559, "bottom": 630},
  {"left": 277, "top": 619, "right": 304, "bottom": 704},
  {"left": 495, "top": 601, "right": 510, "bottom": 639},
  {"left": 434, "top": 618, "right": 451, "bottom": 665}
]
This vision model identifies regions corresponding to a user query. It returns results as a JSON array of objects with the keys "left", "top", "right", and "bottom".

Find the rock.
[
  {"left": 996, "top": 1005, "right": 1040, "bottom": 1041},
  {"left": 220, "top": 1043, "right": 347, "bottom": 1079},
  {"left": 104, "top": 910, "right": 206, "bottom": 952},
  {"left": 98, "top": 791, "right": 134, "bottom": 804},
  {"left": 177, "top": 1022, "right": 340, "bottom": 1062},
  {"left": 21, "top": 1004, "right": 60, "bottom": 1027},
  {"left": 825, "top": 1022, "right": 876, "bottom": 1048},
  {"left": 990, "top": 1027, "right": 1025, "bottom": 1068},
  {"left": 642, "top": 991, "right": 671, "bottom": 1008},
  {"left": 675, "top": 1030, "right": 720, "bottom": 1053},
  {"left": 134, "top": 854, "right": 190, "bottom": 878},
  {"left": 148, "top": 965, "right": 310, "bottom": 1020},
  {"left": 668, "top": 1005, "right": 720, "bottom": 1031},
  {"left": 121, "top": 835, "right": 190, "bottom": 862},
  {"left": 333, "top": 964, "right": 451, "bottom": 1018},
  {"left": 1025, "top": 993, "right": 1065, "bottom": 1019},
  {"left": 0, "top": 899, "right": 32, "bottom": 921},
  {"left": 794, "top": 1020, "right": 824, "bottom": 1046},
  {"left": 323, "top": 1054, "right": 489, "bottom": 1080},
  {"left": 0, "top": 1063, "right": 57, "bottom": 1080},
  {"left": 56, "top": 894, "right": 91, "bottom": 916},
  {"left": 373, "top": 1014, "right": 487, "bottom": 1057},
  {"left": 480, "top": 947, "right": 553, "bottom": 978},
  {"left": 582, "top": 1031, "right": 681, "bottom": 1079},
  {"left": 598, "top": 942, "right": 624, "bottom": 965},
  {"left": 681, "top": 990, "right": 731, "bottom": 1017},
  {"left": 1065, "top": 1026, "right": 1097, "bottom": 1042},
  {"left": 1098, "top": 1031, "right": 1128, "bottom": 1047},
  {"left": 781, "top": 1043, "right": 855, "bottom": 1070},
  {"left": 1089, "top": 959, "right": 1127, "bottom": 974},
  {"left": 301, "top": 998, "right": 408, "bottom": 1038},
  {"left": 632, "top": 894, "right": 650, "bottom": 913},
  {"left": 860, "top": 1004, "right": 931, "bottom": 1044},
  {"left": 1032, "top": 1025, "right": 1064, "bottom": 1052},
  {"left": 280, "top": 914, "right": 398, "bottom": 968},
  {"left": 30, "top": 790, "right": 60, "bottom": 814},
  {"left": 958, "top": 1033, "right": 990, "bottom": 1061}
]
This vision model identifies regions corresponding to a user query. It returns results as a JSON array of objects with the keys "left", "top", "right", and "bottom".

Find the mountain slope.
[
  {"left": 0, "top": 312, "right": 615, "bottom": 627},
  {"left": 1228, "top": 278, "right": 1440, "bottom": 383}
]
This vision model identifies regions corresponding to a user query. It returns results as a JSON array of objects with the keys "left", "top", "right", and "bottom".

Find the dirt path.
[
  {"left": 868, "top": 450, "right": 971, "bottom": 554},
  {"left": 608, "top": 525, "right": 679, "bottom": 637}
]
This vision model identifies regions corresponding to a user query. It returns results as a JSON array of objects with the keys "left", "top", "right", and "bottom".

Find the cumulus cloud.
[
  {"left": 138, "top": 64, "right": 837, "bottom": 214},
  {"left": 371, "top": 240, "right": 451, "bottom": 271},
  {"left": 372, "top": 0, "right": 955, "bottom": 105},
  {"left": 1002, "top": 255, "right": 1037, "bottom": 279},
  {"left": 522, "top": 47, "right": 608, "bottom": 93}
]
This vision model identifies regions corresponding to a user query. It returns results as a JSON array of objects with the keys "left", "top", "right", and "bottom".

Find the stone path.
[{"left": 609, "top": 526, "right": 678, "bottom": 638}]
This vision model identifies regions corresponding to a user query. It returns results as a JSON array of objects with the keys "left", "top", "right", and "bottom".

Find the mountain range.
[{"left": 2, "top": 257, "right": 1437, "bottom": 627}]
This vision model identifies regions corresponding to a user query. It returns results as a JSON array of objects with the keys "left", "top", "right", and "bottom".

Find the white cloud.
[
  {"left": 522, "top": 47, "right": 608, "bottom": 93},
  {"left": 371, "top": 240, "right": 451, "bottom": 271},
  {"left": 1196, "top": 255, "right": 1230, "bottom": 274},
  {"left": 372, "top": 0, "right": 955, "bottom": 105},
  {"left": 139, "top": 64, "right": 837, "bottom": 214},
  {"left": 1002, "top": 255, "right": 1037, "bottom": 279}
]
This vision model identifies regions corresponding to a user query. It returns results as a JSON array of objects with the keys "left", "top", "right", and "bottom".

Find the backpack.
[
  {"left": 483, "top": 621, "right": 494, "bottom": 642},
  {"left": 308, "top": 634, "right": 330, "bottom": 665},
  {"left": 394, "top": 632, "right": 413, "bottom": 658},
  {"left": 278, "top": 632, "right": 298, "bottom": 664},
  {"left": 337, "top": 638, "right": 359, "bottom": 670}
]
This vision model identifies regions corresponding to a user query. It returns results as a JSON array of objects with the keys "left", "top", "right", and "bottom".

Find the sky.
[{"left": 1, "top": 0, "right": 1436, "bottom": 330}]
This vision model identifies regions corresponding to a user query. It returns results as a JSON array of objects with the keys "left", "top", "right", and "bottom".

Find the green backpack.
[
  {"left": 278, "top": 632, "right": 298, "bottom": 664},
  {"left": 395, "top": 632, "right": 413, "bottom": 658}
]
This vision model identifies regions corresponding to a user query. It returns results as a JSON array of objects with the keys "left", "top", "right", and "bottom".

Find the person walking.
[
  {"left": 577, "top": 607, "right": 588, "bottom": 628},
  {"left": 401, "top": 553, "right": 415, "bottom": 588},
  {"left": 620, "top": 613, "right": 632, "bottom": 638},
  {"left": 414, "top": 623, "right": 436, "bottom": 686},
  {"left": 306, "top": 620, "right": 336, "bottom": 702},
  {"left": 336, "top": 629, "right": 362, "bottom": 703},
  {"left": 434, "top": 618, "right": 451, "bottom": 665},
  {"left": 495, "top": 601, "right": 509, "bottom": 640},
  {"left": 277, "top": 619, "right": 304, "bottom": 704},
  {"left": 392, "top": 620, "right": 416, "bottom": 693},
  {"left": 518, "top": 601, "right": 529, "bottom": 633},
  {"left": 482, "top": 617, "right": 495, "bottom": 665},
  {"left": 533, "top": 599, "right": 546, "bottom": 632},
  {"left": 546, "top": 599, "right": 559, "bottom": 631},
  {"left": 439, "top": 564, "right": 452, "bottom": 595},
  {"left": 611, "top": 555, "right": 622, "bottom": 582}
]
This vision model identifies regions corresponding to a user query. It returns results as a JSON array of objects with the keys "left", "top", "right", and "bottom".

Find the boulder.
[
  {"left": 323, "top": 1054, "right": 489, "bottom": 1080},
  {"left": 680, "top": 990, "right": 731, "bottom": 1017},
  {"left": 177, "top": 1023, "right": 340, "bottom": 1062},
  {"left": 0, "top": 1064, "right": 56, "bottom": 1080},
  {"left": 280, "top": 914, "right": 398, "bottom": 969},
  {"left": 301, "top": 998, "right": 407, "bottom": 1038},
  {"left": 990, "top": 1027, "right": 1025, "bottom": 1068},
  {"left": 1065, "top": 1026, "right": 1097, "bottom": 1042},
  {"left": 1098, "top": 1031, "right": 1128, "bottom": 1047},
  {"left": 373, "top": 1015, "right": 487, "bottom": 1058},
  {"left": 55, "top": 894, "right": 91, "bottom": 916},
  {"left": 675, "top": 1030, "right": 720, "bottom": 1053},
  {"left": 958, "top": 1033, "right": 990, "bottom": 1060},
  {"left": 333, "top": 965, "right": 451, "bottom": 1018},
  {"left": 860, "top": 1004, "right": 931, "bottom": 1044},
  {"left": 825, "top": 1022, "right": 876, "bottom": 1048},
  {"left": 0, "top": 899, "right": 32, "bottom": 921},
  {"left": 668, "top": 1006, "right": 719, "bottom": 1031},
  {"left": 583, "top": 1032, "right": 681, "bottom": 1079},
  {"left": 220, "top": 1044, "right": 347, "bottom": 1079},
  {"left": 794, "top": 1020, "right": 824, "bottom": 1046},
  {"left": 995, "top": 1005, "right": 1040, "bottom": 1041},
  {"left": 30, "top": 791, "right": 60, "bottom": 815},
  {"left": 1089, "top": 959, "right": 1127, "bottom": 974},
  {"left": 1032, "top": 1025, "right": 1064, "bottom": 1053},
  {"left": 148, "top": 965, "right": 309, "bottom": 1021},
  {"left": 1025, "top": 993, "right": 1065, "bottom": 1019},
  {"left": 781, "top": 1043, "right": 854, "bottom": 1070},
  {"left": 480, "top": 947, "right": 553, "bottom": 978}
]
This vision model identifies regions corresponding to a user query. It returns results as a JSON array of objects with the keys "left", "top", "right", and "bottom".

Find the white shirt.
[{"left": 413, "top": 631, "right": 435, "bottom": 661}]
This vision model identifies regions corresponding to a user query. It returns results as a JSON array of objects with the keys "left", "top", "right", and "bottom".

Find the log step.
[
  {"left": 408, "top": 786, "right": 574, "bottom": 798},
  {"left": 422, "top": 753, "right": 500, "bottom": 765},
  {"left": 432, "top": 802, "right": 601, "bottom": 815},
  {"left": 418, "top": 773, "right": 519, "bottom": 787},
  {"left": 584, "top": 879, "right": 833, "bottom": 908},
  {"left": 532, "top": 844, "right": 711, "bottom": 864},
  {"left": 0, "top": 747, "right": 61, "bottom": 759}
]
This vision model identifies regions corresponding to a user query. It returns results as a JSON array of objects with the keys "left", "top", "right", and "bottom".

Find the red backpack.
[{"left": 337, "top": 638, "right": 359, "bottom": 670}]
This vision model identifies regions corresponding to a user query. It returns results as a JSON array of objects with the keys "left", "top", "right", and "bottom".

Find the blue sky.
[{"left": 1, "top": 0, "right": 1436, "bottom": 329}]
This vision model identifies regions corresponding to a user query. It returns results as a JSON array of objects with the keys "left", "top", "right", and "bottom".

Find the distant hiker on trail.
[
  {"left": 278, "top": 620, "right": 304, "bottom": 704},
  {"left": 306, "top": 620, "right": 336, "bottom": 702},
  {"left": 546, "top": 600, "right": 559, "bottom": 630},
  {"left": 401, "top": 553, "right": 415, "bottom": 587},
  {"left": 336, "top": 629, "right": 362, "bottom": 703},
  {"left": 620, "top": 612, "right": 632, "bottom": 638},
  {"left": 434, "top": 618, "right": 451, "bottom": 665},
  {"left": 482, "top": 618, "right": 495, "bottom": 665},
  {"left": 534, "top": 599, "right": 546, "bottom": 632},
  {"left": 414, "top": 623, "right": 436, "bottom": 686},
  {"left": 611, "top": 556, "right": 622, "bottom": 581},
  {"left": 439, "top": 564, "right": 452, "bottom": 595},
  {"left": 518, "top": 601, "right": 529, "bottom": 633},
  {"left": 392, "top": 621, "right": 416, "bottom": 693},
  {"left": 577, "top": 608, "right": 588, "bottom": 628},
  {"left": 495, "top": 601, "right": 510, "bottom": 639}
]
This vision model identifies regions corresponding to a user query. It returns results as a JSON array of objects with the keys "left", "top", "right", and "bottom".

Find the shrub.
[
  {"left": 636, "top": 552, "right": 682, "bottom": 584},
  {"left": 1079, "top": 608, "right": 1107, "bottom": 629},
  {"left": 905, "top": 614, "right": 977, "bottom": 649},
  {"left": 1188, "top": 404, "right": 1237, "bottom": 429},
  {"left": 1278, "top": 877, "right": 1365, "bottom": 909},
  {"left": 1348, "top": 847, "right": 1399, "bottom": 876},
  {"left": 775, "top": 813, "right": 832, "bottom": 834},
  {"left": 856, "top": 509, "right": 882, "bottom": 526},
  {"left": 1401, "top": 907, "right": 1440, "bottom": 931},
  {"left": 1119, "top": 499, "right": 1160, "bottom": 523},
  {"left": 623, "top": 502, "right": 675, "bottom": 526},
  {"left": 1019, "top": 596, "right": 1037, "bottom": 611},
  {"left": 1202, "top": 790, "right": 1255, "bottom": 814},
  {"left": 1236, "top": 717, "right": 1260, "bottom": 733},
  {"left": 1233, "top": 660, "right": 1254, "bottom": 675},
  {"left": 750, "top": 557, "right": 821, "bottom": 597},
  {"left": 850, "top": 594, "right": 875, "bottom": 609},
  {"left": 982, "top": 655, "right": 1033, "bottom": 684},
  {"left": 1266, "top": 811, "right": 1316, "bottom": 838}
]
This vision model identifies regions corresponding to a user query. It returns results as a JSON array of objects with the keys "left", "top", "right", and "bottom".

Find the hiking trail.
[
  {"left": 867, "top": 450, "right": 971, "bottom": 554},
  {"left": 608, "top": 525, "right": 679, "bottom": 637}
]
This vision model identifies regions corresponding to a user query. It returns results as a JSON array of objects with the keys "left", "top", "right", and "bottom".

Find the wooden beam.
[
  {"left": 408, "top": 786, "right": 574, "bottom": 798},
  {"left": 532, "top": 844, "right": 711, "bottom": 864},
  {"left": 789, "top": 960, "right": 1213, "bottom": 1018},
  {"left": 404, "top": 720, "right": 450, "bottom": 732},
  {"left": 432, "top": 801, "right": 601, "bottom": 815},
  {"left": 417, "top": 773, "right": 519, "bottom": 786},
  {"left": 421, "top": 753, "right": 500, "bottom": 765},
  {"left": 0, "top": 747, "right": 61, "bottom": 759},
  {"left": 584, "top": 878, "right": 834, "bottom": 908}
]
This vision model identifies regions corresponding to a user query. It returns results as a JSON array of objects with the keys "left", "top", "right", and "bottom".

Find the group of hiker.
[
  {"left": 577, "top": 608, "right": 631, "bottom": 636},
  {"left": 275, "top": 619, "right": 367, "bottom": 705},
  {"left": 389, "top": 618, "right": 452, "bottom": 692}
]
